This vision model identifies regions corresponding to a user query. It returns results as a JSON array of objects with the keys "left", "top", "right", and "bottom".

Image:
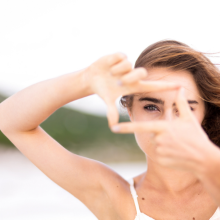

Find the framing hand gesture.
[
  {"left": 111, "top": 88, "right": 220, "bottom": 176},
  {"left": 86, "top": 53, "right": 179, "bottom": 126}
]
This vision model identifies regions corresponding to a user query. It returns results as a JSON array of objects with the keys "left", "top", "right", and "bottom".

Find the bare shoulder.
[
  {"left": 98, "top": 168, "right": 142, "bottom": 220},
  {"left": 88, "top": 161, "right": 136, "bottom": 220},
  {"left": 1, "top": 126, "right": 136, "bottom": 219}
]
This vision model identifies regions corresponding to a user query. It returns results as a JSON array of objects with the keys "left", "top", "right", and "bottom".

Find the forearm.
[
  {"left": 0, "top": 69, "right": 93, "bottom": 132},
  {"left": 197, "top": 142, "right": 220, "bottom": 206}
]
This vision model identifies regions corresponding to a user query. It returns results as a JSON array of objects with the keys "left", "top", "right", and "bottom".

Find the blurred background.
[{"left": 0, "top": 0, "right": 220, "bottom": 219}]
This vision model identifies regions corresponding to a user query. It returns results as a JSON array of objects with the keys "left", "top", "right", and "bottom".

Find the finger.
[
  {"left": 120, "top": 67, "right": 147, "bottom": 84},
  {"left": 111, "top": 60, "right": 132, "bottom": 76},
  {"left": 138, "top": 81, "right": 180, "bottom": 93},
  {"left": 156, "top": 157, "right": 174, "bottom": 167},
  {"left": 175, "top": 87, "right": 193, "bottom": 119},
  {"left": 107, "top": 53, "right": 127, "bottom": 66},
  {"left": 111, "top": 121, "right": 167, "bottom": 134},
  {"left": 106, "top": 103, "right": 119, "bottom": 127},
  {"left": 156, "top": 146, "right": 178, "bottom": 157}
]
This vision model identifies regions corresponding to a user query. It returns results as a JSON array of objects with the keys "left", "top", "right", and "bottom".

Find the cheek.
[
  {"left": 134, "top": 133, "right": 153, "bottom": 155},
  {"left": 131, "top": 107, "right": 160, "bottom": 122},
  {"left": 135, "top": 113, "right": 160, "bottom": 122},
  {"left": 194, "top": 106, "right": 206, "bottom": 124},
  {"left": 197, "top": 113, "right": 204, "bottom": 124}
]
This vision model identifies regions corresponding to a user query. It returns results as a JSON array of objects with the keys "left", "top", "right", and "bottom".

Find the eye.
[
  {"left": 190, "top": 106, "right": 194, "bottom": 111},
  {"left": 144, "top": 104, "right": 160, "bottom": 112},
  {"left": 174, "top": 106, "right": 194, "bottom": 114}
]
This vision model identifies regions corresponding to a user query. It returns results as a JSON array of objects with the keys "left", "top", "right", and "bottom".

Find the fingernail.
[
  {"left": 117, "top": 80, "right": 123, "bottom": 86},
  {"left": 111, "top": 125, "right": 120, "bottom": 132}
]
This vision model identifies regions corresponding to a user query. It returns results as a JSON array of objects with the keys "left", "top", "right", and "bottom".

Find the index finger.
[
  {"left": 111, "top": 121, "right": 167, "bottom": 134},
  {"left": 138, "top": 80, "right": 180, "bottom": 93},
  {"left": 106, "top": 53, "right": 127, "bottom": 66},
  {"left": 175, "top": 87, "right": 194, "bottom": 119}
]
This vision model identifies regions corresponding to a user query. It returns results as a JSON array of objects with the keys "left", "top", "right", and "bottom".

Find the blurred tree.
[{"left": 0, "top": 93, "right": 144, "bottom": 162}]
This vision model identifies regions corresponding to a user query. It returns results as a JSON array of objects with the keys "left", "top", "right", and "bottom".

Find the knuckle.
[
  {"left": 110, "top": 66, "right": 117, "bottom": 75},
  {"left": 114, "top": 52, "right": 126, "bottom": 60},
  {"left": 121, "top": 74, "right": 129, "bottom": 82},
  {"left": 106, "top": 53, "right": 121, "bottom": 66},
  {"left": 124, "top": 61, "right": 132, "bottom": 70},
  {"left": 111, "top": 60, "right": 132, "bottom": 76},
  {"left": 106, "top": 56, "right": 113, "bottom": 66},
  {"left": 113, "top": 53, "right": 120, "bottom": 60},
  {"left": 138, "top": 67, "right": 147, "bottom": 77}
]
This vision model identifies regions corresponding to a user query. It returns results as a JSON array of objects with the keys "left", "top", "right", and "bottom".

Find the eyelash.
[
  {"left": 144, "top": 104, "right": 160, "bottom": 112},
  {"left": 144, "top": 105, "right": 195, "bottom": 112}
]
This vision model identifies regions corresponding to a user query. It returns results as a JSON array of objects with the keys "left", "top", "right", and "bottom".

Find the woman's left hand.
[
  {"left": 112, "top": 87, "right": 220, "bottom": 206},
  {"left": 111, "top": 87, "right": 220, "bottom": 177}
]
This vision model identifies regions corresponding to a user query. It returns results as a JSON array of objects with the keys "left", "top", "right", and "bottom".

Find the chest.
[{"left": 136, "top": 191, "right": 218, "bottom": 220}]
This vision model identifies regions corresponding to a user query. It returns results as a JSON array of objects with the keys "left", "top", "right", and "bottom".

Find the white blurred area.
[
  {"left": 0, "top": 148, "right": 146, "bottom": 220},
  {"left": 0, "top": 0, "right": 220, "bottom": 115},
  {"left": 1, "top": 1, "right": 220, "bottom": 219}
]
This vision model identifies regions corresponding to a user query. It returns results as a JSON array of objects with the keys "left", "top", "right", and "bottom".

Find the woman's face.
[{"left": 128, "top": 67, "right": 206, "bottom": 158}]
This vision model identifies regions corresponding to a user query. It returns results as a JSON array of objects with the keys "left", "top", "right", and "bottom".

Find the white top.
[{"left": 128, "top": 178, "right": 220, "bottom": 220}]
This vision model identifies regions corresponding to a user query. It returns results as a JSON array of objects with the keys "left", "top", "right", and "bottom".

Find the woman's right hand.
[{"left": 84, "top": 53, "right": 179, "bottom": 127}]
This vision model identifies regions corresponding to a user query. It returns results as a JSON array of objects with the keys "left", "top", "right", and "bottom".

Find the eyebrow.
[
  {"left": 139, "top": 97, "right": 164, "bottom": 104},
  {"left": 138, "top": 97, "right": 199, "bottom": 105}
]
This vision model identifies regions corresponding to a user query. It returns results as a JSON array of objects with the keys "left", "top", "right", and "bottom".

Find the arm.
[
  {"left": 0, "top": 53, "right": 177, "bottom": 218},
  {"left": 0, "top": 54, "right": 132, "bottom": 218},
  {"left": 0, "top": 70, "right": 92, "bottom": 132}
]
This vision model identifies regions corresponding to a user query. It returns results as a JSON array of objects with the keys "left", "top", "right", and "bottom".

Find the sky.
[{"left": 0, "top": 0, "right": 220, "bottom": 116}]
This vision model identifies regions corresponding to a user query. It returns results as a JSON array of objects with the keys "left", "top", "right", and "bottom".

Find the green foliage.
[
  {"left": 40, "top": 106, "right": 136, "bottom": 151},
  {"left": 0, "top": 93, "right": 136, "bottom": 149},
  {"left": 0, "top": 94, "right": 14, "bottom": 146},
  {"left": 0, "top": 93, "right": 145, "bottom": 161}
]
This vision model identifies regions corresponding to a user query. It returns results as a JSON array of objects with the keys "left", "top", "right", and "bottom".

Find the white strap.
[
  {"left": 128, "top": 178, "right": 141, "bottom": 215},
  {"left": 210, "top": 207, "right": 220, "bottom": 220}
]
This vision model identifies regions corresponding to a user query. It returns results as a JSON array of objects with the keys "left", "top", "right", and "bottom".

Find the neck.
[{"left": 142, "top": 158, "right": 202, "bottom": 195}]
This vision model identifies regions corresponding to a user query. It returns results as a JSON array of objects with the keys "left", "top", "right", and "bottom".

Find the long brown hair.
[{"left": 120, "top": 40, "right": 220, "bottom": 147}]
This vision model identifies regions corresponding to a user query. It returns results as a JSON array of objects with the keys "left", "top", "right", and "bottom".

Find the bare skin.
[
  {"left": 113, "top": 68, "right": 220, "bottom": 219},
  {"left": 0, "top": 55, "right": 220, "bottom": 220}
]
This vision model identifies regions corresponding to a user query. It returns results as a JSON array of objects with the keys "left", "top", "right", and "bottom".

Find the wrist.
[
  {"left": 77, "top": 67, "right": 94, "bottom": 97},
  {"left": 53, "top": 69, "right": 94, "bottom": 105}
]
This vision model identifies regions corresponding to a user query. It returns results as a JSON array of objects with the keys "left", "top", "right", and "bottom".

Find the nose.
[{"left": 161, "top": 108, "right": 175, "bottom": 121}]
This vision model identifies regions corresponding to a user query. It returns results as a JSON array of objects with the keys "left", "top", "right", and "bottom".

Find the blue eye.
[{"left": 144, "top": 105, "right": 159, "bottom": 111}]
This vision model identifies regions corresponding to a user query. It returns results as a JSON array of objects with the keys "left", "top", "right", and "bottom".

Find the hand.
[
  {"left": 85, "top": 53, "right": 179, "bottom": 126},
  {"left": 111, "top": 87, "right": 220, "bottom": 176}
]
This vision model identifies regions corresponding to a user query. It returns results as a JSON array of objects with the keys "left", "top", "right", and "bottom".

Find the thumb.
[{"left": 106, "top": 102, "right": 119, "bottom": 127}]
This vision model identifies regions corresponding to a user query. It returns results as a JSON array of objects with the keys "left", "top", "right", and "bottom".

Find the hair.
[{"left": 120, "top": 40, "right": 220, "bottom": 147}]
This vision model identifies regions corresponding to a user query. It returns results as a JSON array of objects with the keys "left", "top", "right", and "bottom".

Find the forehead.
[
  {"left": 137, "top": 67, "right": 204, "bottom": 101},
  {"left": 146, "top": 67, "right": 196, "bottom": 87},
  {"left": 143, "top": 67, "right": 201, "bottom": 98}
]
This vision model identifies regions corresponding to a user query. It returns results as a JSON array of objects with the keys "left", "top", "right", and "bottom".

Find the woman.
[{"left": 0, "top": 40, "right": 220, "bottom": 220}]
